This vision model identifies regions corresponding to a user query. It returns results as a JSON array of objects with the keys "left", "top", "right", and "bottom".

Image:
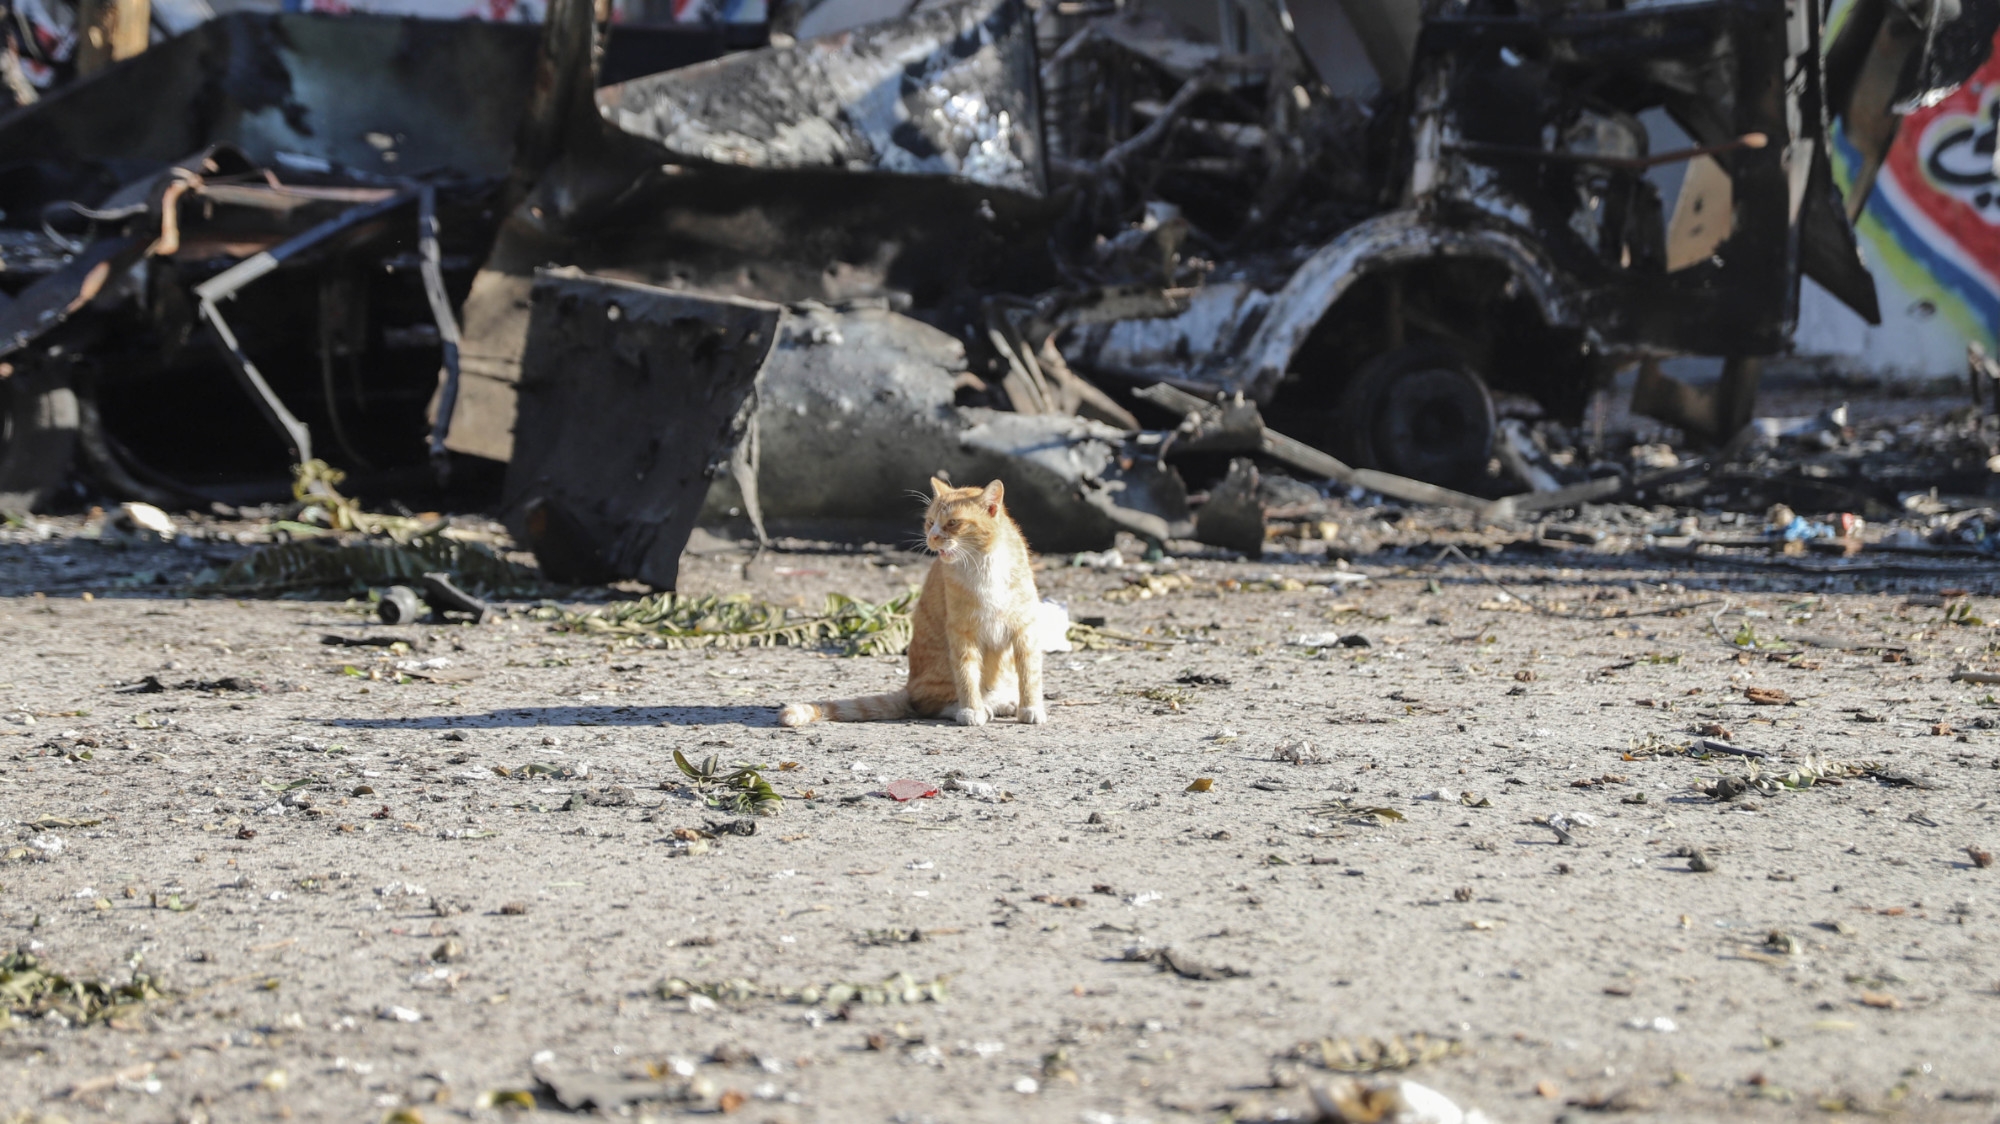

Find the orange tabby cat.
[{"left": 779, "top": 477, "right": 1047, "bottom": 727}]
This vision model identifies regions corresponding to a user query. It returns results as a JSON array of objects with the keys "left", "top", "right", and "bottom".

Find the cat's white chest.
[{"left": 960, "top": 555, "right": 1024, "bottom": 648}]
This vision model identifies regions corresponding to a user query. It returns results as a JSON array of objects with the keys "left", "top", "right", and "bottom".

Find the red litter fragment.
[{"left": 884, "top": 779, "right": 939, "bottom": 801}]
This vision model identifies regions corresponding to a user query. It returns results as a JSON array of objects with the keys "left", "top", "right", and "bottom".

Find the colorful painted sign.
[
  {"left": 1830, "top": 18, "right": 2000, "bottom": 353},
  {"left": 282, "top": 0, "right": 547, "bottom": 20}
]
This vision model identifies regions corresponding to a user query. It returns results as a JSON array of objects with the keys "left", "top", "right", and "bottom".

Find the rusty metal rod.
[{"left": 192, "top": 189, "right": 416, "bottom": 467}]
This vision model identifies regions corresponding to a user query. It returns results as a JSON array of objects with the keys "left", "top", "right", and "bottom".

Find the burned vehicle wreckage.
[{"left": 0, "top": 0, "right": 1991, "bottom": 581}]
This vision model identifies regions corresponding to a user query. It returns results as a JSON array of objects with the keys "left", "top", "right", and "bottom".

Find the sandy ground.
[{"left": 1, "top": 518, "right": 1999, "bottom": 1124}]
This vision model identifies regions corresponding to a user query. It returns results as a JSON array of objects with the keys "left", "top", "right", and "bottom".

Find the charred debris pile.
[{"left": 1, "top": 0, "right": 1996, "bottom": 592}]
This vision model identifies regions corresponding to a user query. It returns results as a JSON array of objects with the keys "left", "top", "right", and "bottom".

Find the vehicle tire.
[
  {"left": 1337, "top": 341, "right": 1495, "bottom": 489},
  {"left": 0, "top": 365, "right": 80, "bottom": 513}
]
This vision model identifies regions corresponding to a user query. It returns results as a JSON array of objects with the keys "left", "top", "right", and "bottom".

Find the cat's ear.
[
  {"left": 981, "top": 480, "right": 1004, "bottom": 515},
  {"left": 929, "top": 476, "right": 950, "bottom": 497}
]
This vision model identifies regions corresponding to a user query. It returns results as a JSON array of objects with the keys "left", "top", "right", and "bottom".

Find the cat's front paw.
[
  {"left": 954, "top": 705, "right": 992, "bottom": 727},
  {"left": 1018, "top": 703, "right": 1049, "bottom": 725}
]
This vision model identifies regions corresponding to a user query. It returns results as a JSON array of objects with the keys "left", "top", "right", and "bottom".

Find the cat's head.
[{"left": 924, "top": 477, "right": 1005, "bottom": 561}]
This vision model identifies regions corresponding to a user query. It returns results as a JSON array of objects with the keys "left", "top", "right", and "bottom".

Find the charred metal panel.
[
  {"left": 443, "top": 159, "right": 1059, "bottom": 461},
  {"left": 1905, "top": 0, "right": 2000, "bottom": 101},
  {"left": 0, "top": 235, "right": 149, "bottom": 359},
  {"left": 1797, "top": 143, "right": 1880, "bottom": 324},
  {"left": 596, "top": 0, "right": 1043, "bottom": 195},
  {"left": 955, "top": 410, "right": 1189, "bottom": 547},
  {"left": 699, "top": 304, "right": 973, "bottom": 542},
  {"left": 1112, "top": 210, "right": 1579, "bottom": 403},
  {"left": 1334, "top": 0, "right": 1420, "bottom": 93},
  {"left": 0, "top": 14, "right": 545, "bottom": 197},
  {"left": 0, "top": 13, "right": 743, "bottom": 226},
  {"left": 504, "top": 270, "right": 779, "bottom": 590},
  {"left": 1065, "top": 278, "right": 1275, "bottom": 395},
  {"left": 699, "top": 304, "right": 1186, "bottom": 552},
  {"left": 530, "top": 165, "right": 1059, "bottom": 310},
  {"left": 445, "top": 0, "right": 1055, "bottom": 463},
  {"left": 0, "top": 9, "right": 755, "bottom": 492},
  {"left": 445, "top": 25, "right": 1056, "bottom": 462}
]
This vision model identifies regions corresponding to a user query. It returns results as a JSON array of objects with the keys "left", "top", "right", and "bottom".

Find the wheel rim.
[{"left": 1370, "top": 366, "right": 1494, "bottom": 485}]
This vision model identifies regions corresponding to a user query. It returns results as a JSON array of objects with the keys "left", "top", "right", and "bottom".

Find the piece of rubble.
[
  {"left": 112, "top": 503, "right": 177, "bottom": 539},
  {"left": 378, "top": 586, "right": 425, "bottom": 626},
  {"left": 1308, "top": 1077, "right": 1495, "bottom": 1124},
  {"left": 1496, "top": 419, "right": 1563, "bottom": 493},
  {"left": 1292, "top": 633, "right": 1371, "bottom": 649},
  {"left": 421, "top": 572, "right": 491, "bottom": 623},
  {"left": 1195, "top": 458, "right": 1267, "bottom": 555},
  {"left": 1122, "top": 945, "right": 1248, "bottom": 981},
  {"left": 703, "top": 305, "right": 1188, "bottom": 550},
  {"left": 884, "top": 780, "right": 938, "bottom": 802},
  {"left": 597, "top": 0, "right": 1041, "bottom": 194},
  {"left": 536, "top": 1070, "right": 700, "bottom": 1112},
  {"left": 1699, "top": 738, "right": 1769, "bottom": 759}
]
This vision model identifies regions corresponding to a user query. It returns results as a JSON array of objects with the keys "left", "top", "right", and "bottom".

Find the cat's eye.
[{"left": 943, "top": 520, "right": 963, "bottom": 531}]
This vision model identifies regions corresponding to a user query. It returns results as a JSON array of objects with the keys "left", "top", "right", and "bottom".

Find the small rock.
[
  {"left": 1705, "top": 776, "right": 1750, "bottom": 802},
  {"left": 116, "top": 502, "right": 177, "bottom": 538}
]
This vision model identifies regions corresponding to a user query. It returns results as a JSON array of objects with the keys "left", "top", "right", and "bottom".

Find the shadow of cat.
[{"left": 325, "top": 705, "right": 779, "bottom": 730}]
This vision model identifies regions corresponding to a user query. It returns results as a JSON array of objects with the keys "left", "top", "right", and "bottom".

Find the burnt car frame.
[
  {"left": 0, "top": 7, "right": 758, "bottom": 511},
  {"left": 0, "top": 0, "right": 1982, "bottom": 527},
  {"left": 1052, "top": 0, "right": 1958, "bottom": 487}
]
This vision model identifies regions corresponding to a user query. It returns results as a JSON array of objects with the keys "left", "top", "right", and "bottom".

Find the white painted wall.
[{"left": 1793, "top": 274, "right": 1974, "bottom": 379}]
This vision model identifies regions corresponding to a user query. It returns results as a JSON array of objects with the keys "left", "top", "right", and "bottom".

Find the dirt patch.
[{"left": 0, "top": 527, "right": 1997, "bottom": 1120}]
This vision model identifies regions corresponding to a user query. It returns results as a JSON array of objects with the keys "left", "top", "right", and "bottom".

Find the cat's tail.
[{"left": 778, "top": 689, "right": 912, "bottom": 726}]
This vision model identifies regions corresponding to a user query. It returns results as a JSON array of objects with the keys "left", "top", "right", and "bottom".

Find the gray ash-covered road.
[{"left": 1, "top": 527, "right": 1997, "bottom": 1122}]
